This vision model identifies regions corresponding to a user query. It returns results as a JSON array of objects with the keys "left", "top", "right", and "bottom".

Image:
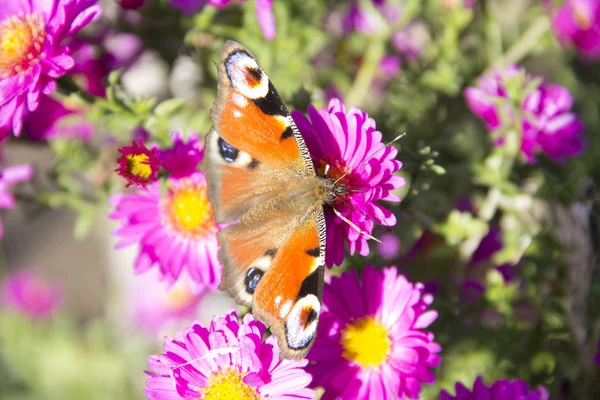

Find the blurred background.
[{"left": 1, "top": 0, "right": 600, "bottom": 399}]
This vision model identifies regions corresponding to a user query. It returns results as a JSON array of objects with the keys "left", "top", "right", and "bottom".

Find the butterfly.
[{"left": 202, "top": 41, "right": 349, "bottom": 360}]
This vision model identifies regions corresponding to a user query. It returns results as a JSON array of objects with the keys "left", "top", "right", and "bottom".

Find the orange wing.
[
  {"left": 202, "top": 41, "right": 325, "bottom": 360},
  {"left": 204, "top": 41, "right": 314, "bottom": 223},
  {"left": 218, "top": 208, "right": 325, "bottom": 359}
]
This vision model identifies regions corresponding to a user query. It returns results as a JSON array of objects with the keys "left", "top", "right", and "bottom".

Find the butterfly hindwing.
[{"left": 203, "top": 40, "right": 325, "bottom": 359}]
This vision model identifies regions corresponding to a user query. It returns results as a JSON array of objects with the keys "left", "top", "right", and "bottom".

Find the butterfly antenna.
[
  {"left": 333, "top": 133, "right": 405, "bottom": 185},
  {"left": 169, "top": 345, "right": 240, "bottom": 388},
  {"left": 332, "top": 207, "right": 383, "bottom": 243}
]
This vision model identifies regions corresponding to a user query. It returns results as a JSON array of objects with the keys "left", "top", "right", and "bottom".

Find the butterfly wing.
[
  {"left": 204, "top": 40, "right": 314, "bottom": 223},
  {"left": 203, "top": 40, "right": 325, "bottom": 359}
]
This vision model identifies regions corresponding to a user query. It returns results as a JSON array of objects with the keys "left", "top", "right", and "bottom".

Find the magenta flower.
[
  {"left": 440, "top": 376, "right": 549, "bottom": 400},
  {"left": 23, "top": 95, "right": 92, "bottom": 141},
  {"left": 0, "top": 0, "right": 102, "bottom": 140},
  {"left": 377, "top": 232, "right": 401, "bottom": 260},
  {"left": 1, "top": 269, "right": 62, "bottom": 320},
  {"left": 144, "top": 310, "right": 316, "bottom": 400},
  {"left": 470, "top": 226, "right": 502, "bottom": 266},
  {"left": 552, "top": 0, "right": 600, "bottom": 60},
  {"left": 0, "top": 164, "right": 33, "bottom": 238},
  {"left": 109, "top": 171, "right": 221, "bottom": 292},
  {"left": 464, "top": 66, "right": 585, "bottom": 163},
  {"left": 344, "top": 0, "right": 402, "bottom": 35},
  {"left": 115, "top": 139, "right": 162, "bottom": 188},
  {"left": 118, "top": 0, "right": 146, "bottom": 9},
  {"left": 292, "top": 99, "right": 404, "bottom": 266},
  {"left": 392, "top": 20, "right": 430, "bottom": 61},
  {"left": 161, "top": 132, "right": 204, "bottom": 179},
  {"left": 169, "top": 0, "right": 232, "bottom": 15},
  {"left": 379, "top": 55, "right": 402, "bottom": 80},
  {"left": 256, "top": 0, "right": 275, "bottom": 40},
  {"left": 308, "top": 265, "right": 441, "bottom": 400},
  {"left": 129, "top": 271, "right": 206, "bottom": 337}
]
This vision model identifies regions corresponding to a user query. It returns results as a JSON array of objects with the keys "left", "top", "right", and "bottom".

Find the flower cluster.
[
  {"left": 110, "top": 132, "right": 221, "bottom": 292},
  {"left": 465, "top": 66, "right": 585, "bottom": 163},
  {"left": 552, "top": 0, "right": 600, "bottom": 60},
  {"left": 308, "top": 265, "right": 440, "bottom": 399},
  {"left": 0, "top": 0, "right": 101, "bottom": 140},
  {"left": 144, "top": 309, "right": 316, "bottom": 400},
  {"left": 292, "top": 99, "right": 404, "bottom": 266},
  {"left": 1, "top": 269, "right": 62, "bottom": 320},
  {"left": 440, "top": 376, "right": 549, "bottom": 400}
]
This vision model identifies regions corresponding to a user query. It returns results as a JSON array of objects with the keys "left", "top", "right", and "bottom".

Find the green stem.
[
  {"left": 491, "top": 15, "right": 551, "bottom": 69},
  {"left": 345, "top": 37, "right": 386, "bottom": 108},
  {"left": 57, "top": 76, "right": 97, "bottom": 105}
]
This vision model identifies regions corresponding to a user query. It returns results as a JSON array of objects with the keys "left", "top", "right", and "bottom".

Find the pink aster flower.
[
  {"left": 292, "top": 98, "right": 404, "bottom": 267},
  {"left": 464, "top": 66, "right": 585, "bottom": 163},
  {"left": 144, "top": 309, "right": 316, "bottom": 400},
  {"left": 256, "top": 0, "right": 275, "bottom": 40},
  {"left": 0, "top": 0, "right": 102, "bottom": 140},
  {"left": 308, "top": 265, "right": 441, "bottom": 400},
  {"left": 344, "top": 0, "right": 402, "bottom": 35},
  {"left": 440, "top": 376, "right": 549, "bottom": 400},
  {"left": 129, "top": 271, "right": 206, "bottom": 337},
  {"left": 109, "top": 172, "right": 221, "bottom": 292},
  {"left": 1, "top": 269, "right": 62, "bottom": 320},
  {"left": 392, "top": 20, "right": 430, "bottom": 61},
  {"left": 115, "top": 138, "right": 161, "bottom": 187},
  {"left": 377, "top": 232, "right": 401, "bottom": 260},
  {"left": 169, "top": 0, "right": 232, "bottom": 14},
  {"left": 0, "top": 164, "right": 33, "bottom": 238},
  {"left": 118, "top": 0, "right": 146, "bottom": 9},
  {"left": 552, "top": 0, "right": 600, "bottom": 60},
  {"left": 161, "top": 132, "right": 203, "bottom": 179}
]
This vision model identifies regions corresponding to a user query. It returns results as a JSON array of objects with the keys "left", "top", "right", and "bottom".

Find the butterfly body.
[{"left": 203, "top": 41, "right": 343, "bottom": 359}]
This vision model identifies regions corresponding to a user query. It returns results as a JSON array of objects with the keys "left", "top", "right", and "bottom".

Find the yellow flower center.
[
  {"left": 164, "top": 178, "right": 216, "bottom": 238},
  {"left": 0, "top": 13, "right": 46, "bottom": 78},
  {"left": 202, "top": 368, "right": 262, "bottom": 400},
  {"left": 341, "top": 317, "right": 391, "bottom": 369},
  {"left": 126, "top": 154, "right": 152, "bottom": 180},
  {"left": 573, "top": 5, "right": 592, "bottom": 29},
  {"left": 164, "top": 283, "right": 196, "bottom": 310}
]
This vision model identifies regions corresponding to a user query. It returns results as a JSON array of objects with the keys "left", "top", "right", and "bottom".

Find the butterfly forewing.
[{"left": 203, "top": 40, "right": 325, "bottom": 359}]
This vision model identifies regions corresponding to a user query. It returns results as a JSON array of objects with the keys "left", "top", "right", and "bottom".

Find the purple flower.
[
  {"left": 0, "top": 164, "right": 33, "bottom": 238},
  {"left": 552, "top": 0, "right": 600, "bottom": 60},
  {"left": 169, "top": 0, "right": 232, "bottom": 15},
  {"left": 109, "top": 171, "right": 221, "bottom": 292},
  {"left": 470, "top": 226, "right": 503, "bottom": 266},
  {"left": 0, "top": 0, "right": 102, "bottom": 140},
  {"left": 1, "top": 269, "right": 62, "bottom": 320},
  {"left": 161, "top": 132, "right": 204, "bottom": 179},
  {"left": 521, "top": 83, "right": 585, "bottom": 163},
  {"left": 308, "top": 265, "right": 441, "bottom": 400},
  {"left": 256, "top": 0, "right": 275, "bottom": 40},
  {"left": 464, "top": 66, "right": 585, "bottom": 163},
  {"left": 440, "top": 376, "right": 549, "bottom": 400},
  {"left": 392, "top": 20, "right": 430, "bottom": 61},
  {"left": 144, "top": 309, "right": 316, "bottom": 400},
  {"left": 22, "top": 95, "right": 92, "bottom": 141},
  {"left": 128, "top": 271, "right": 206, "bottom": 337},
  {"left": 344, "top": 0, "right": 402, "bottom": 35},
  {"left": 292, "top": 99, "right": 404, "bottom": 267},
  {"left": 377, "top": 232, "right": 401, "bottom": 260},
  {"left": 379, "top": 55, "right": 402, "bottom": 79},
  {"left": 118, "top": 0, "right": 146, "bottom": 9}
]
